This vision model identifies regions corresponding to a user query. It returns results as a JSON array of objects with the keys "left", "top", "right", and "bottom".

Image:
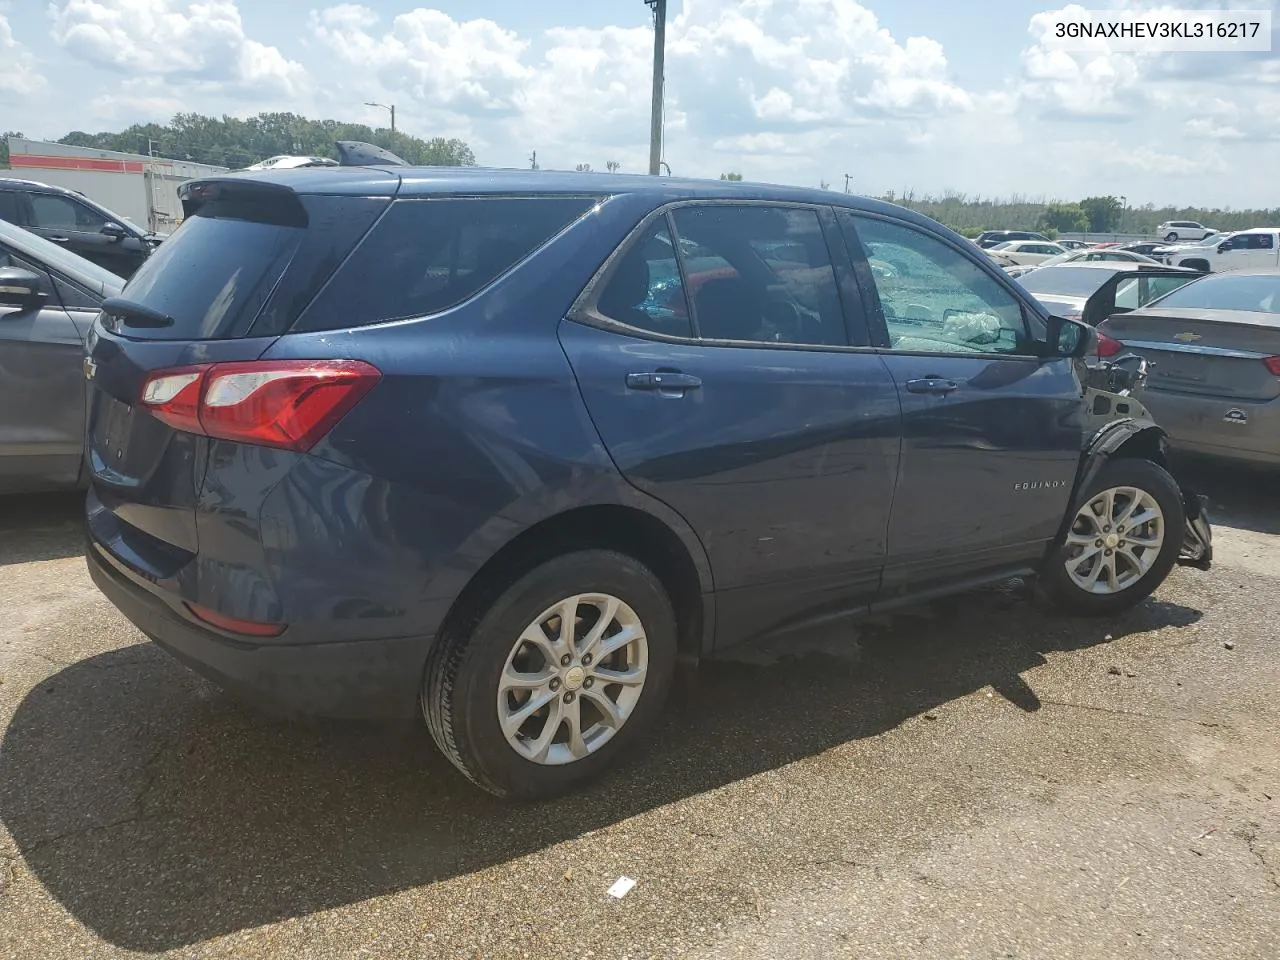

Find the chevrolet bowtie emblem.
[
  {"left": 1173, "top": 332, "right": 1202, "bottom": 343},
  {"left": 83, "top": 357, "right": 97, "bottom": 380}
]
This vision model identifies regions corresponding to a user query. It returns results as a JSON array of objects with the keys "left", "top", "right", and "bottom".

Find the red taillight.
[
  {"left": 141, "top": 366, "right": 208, "bottom": 434},
  {"left": 140, "top": 360, "right": 381, "bottom": 451},
  {"left": 1096, "top": 333, "right": 1124, "bottom": 358},
  {"left": 186, "top": 602, "right": 285, "bottom": 637},
  {"left": 1264, "top": 356, "right": 1280, "bottom": 377}
]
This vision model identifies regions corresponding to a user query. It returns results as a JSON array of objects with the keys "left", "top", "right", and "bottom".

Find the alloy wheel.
[
  {"left": 497, "top": 593, "right": 649, "bottom": 765},
  {"left": 1064, "top": 486, "right": 1165, "bottom": 595}
]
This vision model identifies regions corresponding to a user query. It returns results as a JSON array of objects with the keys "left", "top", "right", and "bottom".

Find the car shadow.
[
  {"left": 0, "top": 492, "right": 84, "bottom": 566},
  {"left": 0, "top": 586, "right": 1201, "bottom": 952}
]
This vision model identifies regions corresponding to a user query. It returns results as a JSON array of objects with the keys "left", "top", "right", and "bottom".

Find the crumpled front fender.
[{"left": 1070, "top": 417, "right": 1213, "bottom": 571}]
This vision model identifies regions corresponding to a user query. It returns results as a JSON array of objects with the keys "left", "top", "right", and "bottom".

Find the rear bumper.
[
  {"left": 1142, "top": 390, "right": 1280, "bottom": 466},
  {"left": 86, "top": 536, "right": 427, "bottom": 719}
]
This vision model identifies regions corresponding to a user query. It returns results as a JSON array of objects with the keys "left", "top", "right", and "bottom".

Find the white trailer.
[{"left": 5, "top": 137, "right": 228, "bottom": 235}]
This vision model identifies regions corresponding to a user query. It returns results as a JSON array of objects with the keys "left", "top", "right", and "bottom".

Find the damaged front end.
[
  {"left": 1178, "top": 488, "right": 1213, "bottom": 570},
  {"left": 1083, "top": 354, "right": 1213, "bottom": 571}
]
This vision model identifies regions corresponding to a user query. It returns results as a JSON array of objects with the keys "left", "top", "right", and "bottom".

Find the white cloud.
[
  {"left": 306, "top": 0, "right": 972, "bottom": 175},
  {"left": 310, "top": 4, "right": 532, "bottom": 113},
  {"left": 0, "top": 13, "right": 45, "bottom": 101},
  {"left": 48, "top": 0, "right": 305, "bottom": 97}
]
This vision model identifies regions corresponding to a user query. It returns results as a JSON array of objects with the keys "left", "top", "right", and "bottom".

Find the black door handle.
[
  {"left": 905, "top": 377, "right": 959, "bottom": 395},
  {"left": 626, "top": 371, "right": 702, "bottom": 392}
]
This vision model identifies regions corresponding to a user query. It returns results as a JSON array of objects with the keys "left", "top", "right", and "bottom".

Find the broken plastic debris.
[{"left": 607, "top": 877, "right": 636, "bottom": 899}]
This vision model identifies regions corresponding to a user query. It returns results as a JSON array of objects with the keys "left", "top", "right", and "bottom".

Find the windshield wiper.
[{"left": 100, "top": 297, "right": 174, "bottom": 328}]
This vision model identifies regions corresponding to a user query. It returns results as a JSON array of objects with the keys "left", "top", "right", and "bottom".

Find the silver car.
[
  {"left": 0, "top": 219, "right": 123, "bottom": 492},
  {"left": 1097, "top": 271, "right": 1280, "bottom": 466}
]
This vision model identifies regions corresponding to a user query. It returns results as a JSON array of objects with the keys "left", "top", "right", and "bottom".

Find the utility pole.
[
  {"left": 364, "top": 101, "right": 396, "bottom": 134},
  {"left": 529, "top": 150, "right": 538, "bottom": 170},
  {"left": 843, "top": 174, "right": 853, "bottom": 194},
  {"left": 645, "top": 0, "right": 667, "bottom": 175}
]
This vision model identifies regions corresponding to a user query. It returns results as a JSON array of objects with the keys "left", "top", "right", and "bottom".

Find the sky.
[{"left": 1, "top": 0, "right": 1278, "bottom": 208}]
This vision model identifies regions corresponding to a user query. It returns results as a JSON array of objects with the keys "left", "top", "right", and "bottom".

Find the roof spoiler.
[{"left": 335, "top": 141, "right": 408, "bottom": 167}]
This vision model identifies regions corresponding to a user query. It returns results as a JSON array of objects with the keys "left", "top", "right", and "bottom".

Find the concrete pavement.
[{"left": 0, "top": 463, "right": 1276, "bottom": 959}]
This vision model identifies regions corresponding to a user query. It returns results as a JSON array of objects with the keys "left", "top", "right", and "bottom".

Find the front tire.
[
  {"left": 423, "top": 550, "right": 677, "bottom": 799},
  {"left": 1165, "top": 232, "right": 1179, "bottom": 242},
  {"left": 1042, "top": 459, "right": 1185, "bottom": 616}
]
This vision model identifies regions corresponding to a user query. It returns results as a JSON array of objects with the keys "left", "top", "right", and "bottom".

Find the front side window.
[
  {"left": 0, "top": 245, "right": 54, "bottom": 298},
  {"left": 846, "top": 214, "right": 1030, "bottom": 355},
  {"left": 29, "top": 194, "right": 107, "bottom": 231},
  {"left": 669, "top": 205, "right": 847, "bottom": 346}
]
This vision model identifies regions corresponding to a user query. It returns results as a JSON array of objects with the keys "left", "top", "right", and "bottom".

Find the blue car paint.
[{"left": 84, "top": 169, "right": 1093, "bottom": 719}]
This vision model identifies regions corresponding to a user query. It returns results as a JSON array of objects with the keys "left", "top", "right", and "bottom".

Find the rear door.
[
  {"left": 562, "top": 202, "right": 901, "bottom": 646},
  {"left": 0, "top": 245, "right": 87, "bottom": 491},
  {"left": 839, "top": 211, "right": 1084, "bottom": 600}
]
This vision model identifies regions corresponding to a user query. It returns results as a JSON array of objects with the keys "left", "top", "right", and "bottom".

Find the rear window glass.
[
  {"left": 295, "top": 196, "right": 596, "bottom": 332},
  {"left": 1017, "top": 266, "right": 1116, "bottom": 298},
  {"left": 113, "top": 193, "right": 386, "bottom": 340},
  {"left": 1148, "top": 273, "right": 1280, "bottom": 314}
]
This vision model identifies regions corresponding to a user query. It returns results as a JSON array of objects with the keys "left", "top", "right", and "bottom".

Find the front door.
[
  {"left": 562, "top": 203, "right": 901, "bottom": 647},
  {"left": 22, "top": 192, "right": 137, "bottom": 277},
  {"left": 0, "top": 245, "right": 88, "bottom": 491},
  {"left": 839, "top": 212, "right": 1084, "bottom": 600}
]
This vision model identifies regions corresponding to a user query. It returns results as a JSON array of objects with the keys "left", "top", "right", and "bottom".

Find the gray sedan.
[
  {"left": 1097, "top": 271, "right": 1280, "bottom": 466},
  {"left": 0, "top": 219, "right": 123, "bottom": 492}
]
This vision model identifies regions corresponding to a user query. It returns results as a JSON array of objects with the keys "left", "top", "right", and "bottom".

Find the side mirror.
[
  {"left": 1044, "top": 314, "right": 1095, "bottom": 359},
  {"left": 1218, "top": 242, "right": 1230, "bottom": 253},
  {"left": 0, "top": 267, "right": 45, "bottom": 310},
  {"left": 101, "top": 222, "right": 127, "bottom": 241}
]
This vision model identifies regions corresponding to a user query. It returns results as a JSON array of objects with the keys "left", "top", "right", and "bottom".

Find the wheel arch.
[
  {"left": 1056, "top": 418, "right": 1169, "bottom": 543},
  {"left": 436, "top": 502, "right": 713, "bottom": 669}
]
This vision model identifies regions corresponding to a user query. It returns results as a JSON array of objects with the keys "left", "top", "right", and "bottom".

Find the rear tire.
[
  {"left": 423, "top": 550, "right": 677, "bottom": 799},
  {"left": 1041, "top": 459, "right": 1185, "bottom": 616}
]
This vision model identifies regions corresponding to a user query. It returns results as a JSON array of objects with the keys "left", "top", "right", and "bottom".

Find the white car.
[
  {"left": 1157, "top": 220, "right": 1215, "bottom": 243},
  {"left": 986, "top": 240, "right": 1068, "bottom": 266},
  {"left": 1167, "top": 227, "right": 1280, "bottom": 273},
  {"left": 1003, "top": 247, "right": 1162, "bottom": 278}
]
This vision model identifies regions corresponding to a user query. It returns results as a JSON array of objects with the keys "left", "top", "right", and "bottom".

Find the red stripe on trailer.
[{"left": 10, "top": 154, "right": 146, "bottom": 174}]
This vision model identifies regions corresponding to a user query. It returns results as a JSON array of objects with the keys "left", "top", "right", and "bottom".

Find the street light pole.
[
  {"left": 645, "top": 0, "right": 667, "bottom": 176},
  {"left": 364, "top": 101, "right": 396, "bottom": 135},
  {"left": 1119, "top": 195, "right": 1127, "bottom": 234}
]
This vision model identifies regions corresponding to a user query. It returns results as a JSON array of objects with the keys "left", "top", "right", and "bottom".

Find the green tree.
[
  {"left": 1038, "top": 202, "right": 1088, "bottom": 234},
  {"left": 1079, "top": 195, "right": 1123, "bottom": 233},
  {"left": 720, "top": 172, "right": 743, "bottom": 181},
  {"left": 54, "top": 112, "right": 475, "bottom": 169},
  {"left": 0, "top": 131, "right": 23, "bottom": 167},
  {"left": 605, "top": 160, "right": 621, "bottom": 173}
]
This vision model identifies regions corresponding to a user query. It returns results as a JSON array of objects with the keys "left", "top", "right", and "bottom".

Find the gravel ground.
[{"left": 0, "top": 462, "right": 1276, "bottom": 959}]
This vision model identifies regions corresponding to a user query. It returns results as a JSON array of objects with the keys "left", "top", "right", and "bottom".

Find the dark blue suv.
[{"left": 83, "top": 168, "right": 1212, "bottom": 798}]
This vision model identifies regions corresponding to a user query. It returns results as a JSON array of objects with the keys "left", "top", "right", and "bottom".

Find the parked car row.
[{"left": 0, "top": 177, "right": 160, "bottom": 278}]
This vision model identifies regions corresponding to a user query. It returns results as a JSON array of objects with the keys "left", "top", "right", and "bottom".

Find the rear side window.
[
  {"left": 670, "top": 205, "right": 847, "bottom": 346},
  {"left": 295, "top": 196, "right": 595, "bottom": 332},
  {"left": 596, "top": 218, "right": 692, "bottom": 338},
  {"left": 112, "top": 192, "right": 387, "bottom": 340}
]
